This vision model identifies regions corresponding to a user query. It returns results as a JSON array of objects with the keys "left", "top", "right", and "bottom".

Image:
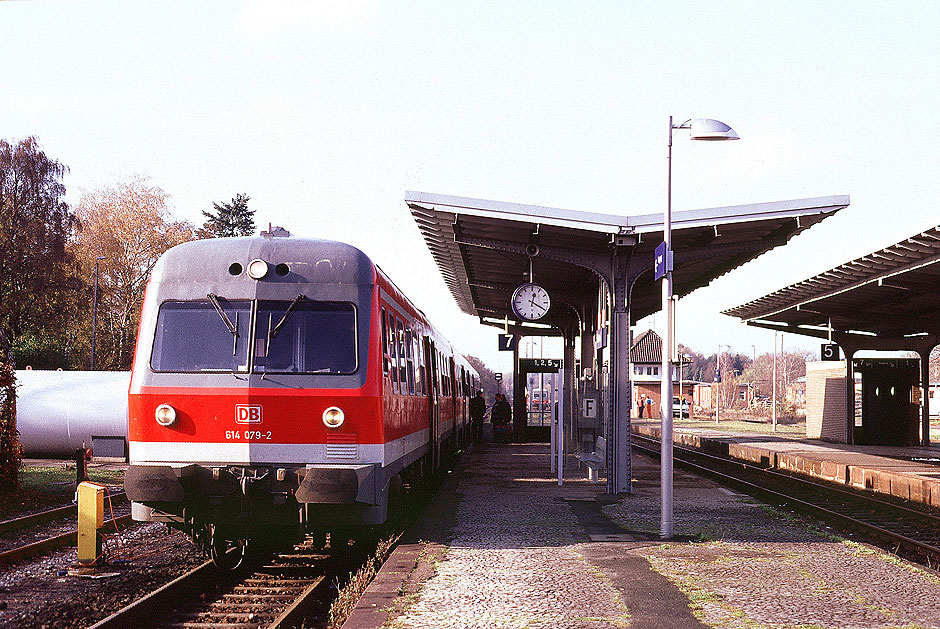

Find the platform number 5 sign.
[{"left": 821, "top": 343, "right": 839, "bottom": 361}]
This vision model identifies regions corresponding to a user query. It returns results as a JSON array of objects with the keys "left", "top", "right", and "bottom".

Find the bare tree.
[{"left": 72, "top": 178, "right": 195, "bottom": 369}]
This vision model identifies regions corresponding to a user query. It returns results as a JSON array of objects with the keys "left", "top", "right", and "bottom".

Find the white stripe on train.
[{"left": 128, "top": 427, "right": 433, "bottom": 466}]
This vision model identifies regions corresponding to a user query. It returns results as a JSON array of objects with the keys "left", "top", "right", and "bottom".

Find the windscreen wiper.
[
  {"left": 207, "top": 293, "right": 238, "bottom": 338},
  {"left": 207, "top": 294, "right": 245, "bottom": 369},
  {"left": 270, "top": 295, "right": 306, "bottom": 339}
]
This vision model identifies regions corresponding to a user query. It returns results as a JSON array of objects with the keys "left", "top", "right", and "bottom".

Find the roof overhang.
[
  {"left": 408, "top": 191, "right": 850, "bottom": 333},
  {"left": 723, "top": 226, "right": 940, "bottom": 342}
]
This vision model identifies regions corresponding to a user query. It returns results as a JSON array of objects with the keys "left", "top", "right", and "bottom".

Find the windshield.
[
  {"left": 254, "top": 300, "right": 357, "bottom": 374},
  {"left": 151, "top": 298, "right": 358, "bottom": 374},
  {"left": 151, "top": 300, "right": 252, "bottom": 372}
]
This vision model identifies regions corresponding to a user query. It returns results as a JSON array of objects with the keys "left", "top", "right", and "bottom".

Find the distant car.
[{"left": 672, "top": 396, "right": 690, "bottom": 418}]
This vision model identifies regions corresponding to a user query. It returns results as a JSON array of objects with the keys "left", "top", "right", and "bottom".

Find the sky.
[{"left": 2, "top": 1, "right": 939, "bottom": 372}]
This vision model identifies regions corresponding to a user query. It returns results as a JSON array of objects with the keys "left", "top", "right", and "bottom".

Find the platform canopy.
[
  {"left": 723, "top": 225, "right": 940, "bottom": 341},
  {"left": 406, "top": 190, "right": 851, "bottom": 331}
]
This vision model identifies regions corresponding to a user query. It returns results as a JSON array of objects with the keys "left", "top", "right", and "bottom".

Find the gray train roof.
[
  {"left": 723, "top": 225, "right": 940, "bottom": 341},
  {"left": 150, "top": 235, "right": 375, "bottom": 287},
  {"left": 407, "top": 191, "right": 850, "bottom": 327}
]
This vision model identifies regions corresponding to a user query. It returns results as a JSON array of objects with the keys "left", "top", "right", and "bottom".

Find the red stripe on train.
[{"left": 129, "top": 387, "right": 431, "bottom": 445}]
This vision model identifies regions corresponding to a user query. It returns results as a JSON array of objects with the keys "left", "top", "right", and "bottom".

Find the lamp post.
[
  {"left": 661, "top": 117, "right": 738, "bottom": 539},
  {"left": 91, "top": 256, "right": 106, "bottom": 370}
]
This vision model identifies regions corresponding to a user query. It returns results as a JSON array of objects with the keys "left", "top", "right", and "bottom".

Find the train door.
[{"left": 424, "top": 337, "right": 441, "bottom": 472}]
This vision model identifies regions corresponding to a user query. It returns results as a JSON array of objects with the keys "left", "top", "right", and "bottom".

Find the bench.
[{"left": 576, "top": 436, "right": 606, "bottom": 482}]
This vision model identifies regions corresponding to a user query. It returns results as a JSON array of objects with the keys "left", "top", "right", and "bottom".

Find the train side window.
[
  {"left": 405, "top": 327, "right": 416, "bottom": 395},
  {"left": 442, "top": 354, "right": 451, "bottom": 397},
  {"left": 396, "top": 318, "right": 407, "bottom": 393},
  {"left": 435, "top": 352, "right": 443, "bottom": 395},
  {"left": 414, "top": 335, "right": 425, "bottom": 395},
  {"left": 381, "top": 307, "right": 390, "bottom": 379},
  {"left": 388, "top": 311, "right": 399, "bottom": 394}
]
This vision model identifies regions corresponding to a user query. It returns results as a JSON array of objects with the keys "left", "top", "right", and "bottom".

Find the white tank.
[{"left": 14, "top": 370, "right": 130, "bottom": 458}]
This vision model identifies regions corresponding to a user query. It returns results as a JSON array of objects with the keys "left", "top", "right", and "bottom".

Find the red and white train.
[{"left": 125, "top": 229, "right": 477, "bottom": 565}]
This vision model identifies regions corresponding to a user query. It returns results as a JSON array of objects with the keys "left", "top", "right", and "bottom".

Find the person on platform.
[
  {"left": 469, "top": 390, "right": 486, "bottom": 444},
  {"left": 638, "top": 395, "right": 646, "bottom": 418},
  {"left": 491, "top": 393, "right": 513, "bottom": 442}
]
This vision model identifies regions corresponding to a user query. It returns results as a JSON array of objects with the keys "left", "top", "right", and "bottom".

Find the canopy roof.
[
  {"left": 407, "top": 191, "right": 849, "bottom": 330},
  {"left": 723, "top": 225, "right": 940, "bottom": 340}
]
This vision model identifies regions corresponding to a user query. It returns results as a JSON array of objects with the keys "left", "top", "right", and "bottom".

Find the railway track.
[
  {"left": 91, "top": 537, "right": 342, "bottom": 629},
  {"left": 632, "top": 433, "right": 940, "bottom": 568},
  {"left": 0, "top": 491, "right": 131, "bottom": 566}
]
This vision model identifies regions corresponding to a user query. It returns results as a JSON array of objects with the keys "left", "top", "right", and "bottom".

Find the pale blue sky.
[{"left": 3, "top": 1, "right": 938, "bottom": 370}]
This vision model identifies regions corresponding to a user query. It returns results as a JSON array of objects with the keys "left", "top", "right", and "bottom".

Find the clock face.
[{"left": 511, "top": 283, "right": 551, "bottom": 321}]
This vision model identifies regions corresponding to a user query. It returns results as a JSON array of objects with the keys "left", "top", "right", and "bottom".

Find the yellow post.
[{"left": 77, "top": 481, "right": 105, "bottom": 564}]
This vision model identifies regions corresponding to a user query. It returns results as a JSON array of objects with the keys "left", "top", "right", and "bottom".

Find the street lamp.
[
  {"left": 91, "top": 256, "right": 106, "bottom": 370},
  {"left": 661, "top": 117, "right": 739, "bottom": 540}
]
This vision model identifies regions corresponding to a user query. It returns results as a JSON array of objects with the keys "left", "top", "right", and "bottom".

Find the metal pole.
[
  {"left": 661, "top": 116, "right": 675, "bottom": 539},
  {"left": 772, "top": 332, "right": 778, "bottom": 431},
  {"left": 90, "top": 256, "right": 106, "bottom": 370},
  {"left": 557, "top": 371, "right": 564, "bottom": 486},
  {"left": 715, "top": 344, "right": 721, "bottom": 424}
]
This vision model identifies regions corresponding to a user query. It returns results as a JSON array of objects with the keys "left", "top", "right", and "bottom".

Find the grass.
[
  {"left": 327, "top": 533, "right": 401, "bottom": 629},
  {"left": 673, "top": 418, "right": 806, "bottom": 436},
  {"left": 0, "top": 464, "right": 124, "bottom": 520}
]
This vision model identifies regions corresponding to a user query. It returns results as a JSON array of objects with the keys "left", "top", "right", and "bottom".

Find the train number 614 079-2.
[{"left": 225, "top": 430, "right": 272, "bottom": 440}]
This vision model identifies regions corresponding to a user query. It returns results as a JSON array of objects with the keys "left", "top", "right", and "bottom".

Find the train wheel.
[{"left": 210, "top": 530, "right": 248, "bottom": 571}]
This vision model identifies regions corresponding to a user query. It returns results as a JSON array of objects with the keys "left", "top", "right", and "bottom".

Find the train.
[{"left": 124, "top": 229, "right": 478, "bottom": 567}]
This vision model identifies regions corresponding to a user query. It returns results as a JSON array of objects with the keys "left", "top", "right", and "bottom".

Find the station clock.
[{"left": 510, "top": 282, "right": 551, "bottom": 321}]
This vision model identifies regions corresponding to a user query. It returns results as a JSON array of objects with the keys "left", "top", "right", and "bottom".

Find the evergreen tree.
[{"left": 199, "top": 193, "right": 255, "bottom": 238}]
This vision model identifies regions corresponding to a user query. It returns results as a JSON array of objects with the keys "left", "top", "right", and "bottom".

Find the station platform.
[
  {"left": 633, "top": 420, "right": 940, "bottom": 510},
  {"left": 343, "top": 435, "right": 940, "bottom": 629}
]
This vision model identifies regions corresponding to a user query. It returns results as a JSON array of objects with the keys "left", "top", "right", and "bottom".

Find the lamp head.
[{"left": 688, "top": 118, "right": 739, "bottom": 141}]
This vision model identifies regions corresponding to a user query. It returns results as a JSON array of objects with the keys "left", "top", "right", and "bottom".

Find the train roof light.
[
  {"left": 247, "top": 259, "right": 269, "bottom": 279},
  {"left": 155, "top": 404, "right": 177, "bottom": 427}
]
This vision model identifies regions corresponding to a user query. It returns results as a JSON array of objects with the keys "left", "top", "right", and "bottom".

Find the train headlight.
[
  {"left": 247, "top": 259, "right": 269, "bottom": 279},
  {"left": 155, "top": 404, "right": 177, "bottom": 427},
  {"left": 322, "top": 406, "right": 345, "bottom": 429}
]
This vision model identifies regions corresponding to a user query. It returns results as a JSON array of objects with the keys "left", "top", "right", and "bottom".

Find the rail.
[
  {"left": 632, "top": 433, "right": 940, "bottom": 568},
  {"left": 91, "top": 538, "right": 336, "bottom": 628}
]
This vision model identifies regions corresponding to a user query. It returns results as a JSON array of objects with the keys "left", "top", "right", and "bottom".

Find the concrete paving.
[{"left": 344, "top": 437, "right": 940, "bottom": 629}]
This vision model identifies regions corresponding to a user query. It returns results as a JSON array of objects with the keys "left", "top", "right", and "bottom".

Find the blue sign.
[
  {"left": 498, "top": 334, "right": 517, "bottom": 351},
  {"left": 654, "top": 242, "right": 673, "bottom": 281}
]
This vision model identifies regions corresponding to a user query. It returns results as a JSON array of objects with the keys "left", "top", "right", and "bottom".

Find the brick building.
[{"left": 630, "top": 329, "right": 694, "bottom": 418}]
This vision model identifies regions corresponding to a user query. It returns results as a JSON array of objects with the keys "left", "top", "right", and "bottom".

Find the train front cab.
[{"left": 125, "top": 237, "right": 399, "bottom": 550}]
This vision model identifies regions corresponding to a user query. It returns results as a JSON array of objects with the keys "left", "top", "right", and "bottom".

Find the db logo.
[{"left": 235, "top": 405, "right": 263, "bottom": 424}]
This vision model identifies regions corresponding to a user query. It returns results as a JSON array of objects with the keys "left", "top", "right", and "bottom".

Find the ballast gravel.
[{"left": 0, "top": 521, "right": 203, "bottom": 628}]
